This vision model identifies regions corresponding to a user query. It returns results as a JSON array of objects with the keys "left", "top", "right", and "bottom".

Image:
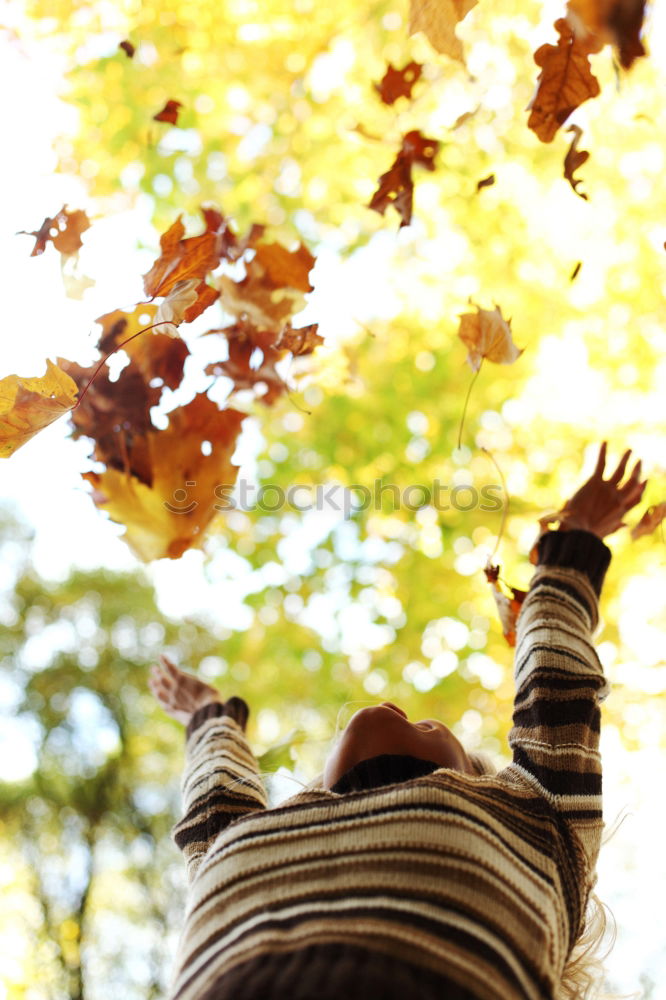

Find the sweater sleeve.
[
  {"left": 172, "top": 696, "right": 268, "bottom": 882},
  {"left": 508, "top": 529, "right": 611, "bottom": 871}
]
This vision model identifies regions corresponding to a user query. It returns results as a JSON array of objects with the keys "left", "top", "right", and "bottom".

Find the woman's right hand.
[
  {"left": 558, "top": 442, "right": 647, "bottom": 539},
  {"left": 149, "top": 654, "right": 221, "bottom": 725}
]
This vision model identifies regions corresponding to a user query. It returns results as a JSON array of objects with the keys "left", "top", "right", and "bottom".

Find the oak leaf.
[
  {"left": 527, "top": 18, "right": 601, "bottom": 143},
  {"left": 409, "top": 0, "right": 477, "bottom": 62},
  {"left": 563, "top": 125, "right": 590, "bottom": 199},
  {"left": 374, "top": 61, "right": 423, "bottom": 104},
  {"left": 153, "top": 99, "right": 182, "bottom": 124},
  {"left": 630, "top": 503, "right": 666, "bottom": 541},
  {"left": 19, "top": 205, "right": 91, "bottom": 257},
  {"left": 458, "top": 305, "right": 523, "bottom": 372},
  {"left": 0, "top": 360, "right": 78, "bottom": 458},
  {"left": 83, "top": 394, "right": 245, "bottom": 561}
]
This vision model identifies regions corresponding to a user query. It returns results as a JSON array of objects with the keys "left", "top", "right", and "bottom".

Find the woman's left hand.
[{"left": 149, "top": 654, "right": 221, "bottom": 725}]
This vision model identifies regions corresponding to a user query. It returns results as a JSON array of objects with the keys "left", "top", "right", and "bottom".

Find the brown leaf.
[
  {"left": 476, "top": 173, "right": 496, "bottom": 191},
  {"left": 201, "top": 207, "right": 265, "bottom": 261},
  {"left": 458, "top": 305, "right": 523, "bottom": 372},
  {"left": 368, "top": 131, "right": 440, "bottom": 228},
  {"left": 527, "top": 18, "right": 601, "bottom": 143},
  {"left": 18, "top": 205, "right": 91, "bottom": 257},
  {"left": 143, "top": 216, "right": 220, "bottom": 298},
  {"left": 563, "top": 125, "right": 590, "bottom": 199},
  {"left": 206, "top": 338, "right": 287, "bottom": 406},
  {"left": 570, "top": 261, "right": 582, "bottom": 281},
  {"left": 253, "top": 242, "right": 315, "bottom": 293},
  {"left": 409, "top": 0, "right": 477, "bottom": 62},
  {"left": 484, "top": 563, "right": 528, "bottom": 647},
  {"left": 0, "top": 360, "right": 78, "bottom": 458},
  {"left": 630, "top": 503, "right": 666, "bottom": 540},
  {"left": 219, "top": 239, "right": 316, "bottom": 328},
  {"left": 374, "top": 61, "right": 423, "bottom": 104},
  {"left": 95, "top": 306, "right": 190, "bottom": 392},
  {"left": 119, "top": 39, "right": 135, "bottom": 57},
  {"left": 153, "top": 99, "right": 183, "bottom": 124},
  {"left": 567, "top": 0, "right": 646, "bottom": 68},
  {"left": 275, "top": 323, "right": 323, "bottom": 356},
  {"left": 83, "top": 395, "right": 246, "bottom": 561}
]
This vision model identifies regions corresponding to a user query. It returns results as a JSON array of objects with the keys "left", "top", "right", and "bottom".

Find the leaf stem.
[
  {"left": 481, "top": 445, "right": 509, "bottom": 560},
  {"left": 457, "top": 362, "right": 482, "bottom": 449},
  {"left": 72, "top": 321, "right": 178, "bottom": 410}
]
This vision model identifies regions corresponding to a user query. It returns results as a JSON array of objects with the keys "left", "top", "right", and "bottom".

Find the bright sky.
[{"left": 1, "top": 8, "right": 665, "bottom": 995}]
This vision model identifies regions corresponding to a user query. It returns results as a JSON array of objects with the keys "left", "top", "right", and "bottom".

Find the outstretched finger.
[
  {"left": 593, "top": 441, "right": 607, "bottom": 479},
  {"left": 160, "top": 654, "right": 181, "bottom": 677},
  {"left": 618, "top": 460, "right": 642, "bottom": 495},
  {"left": 608, "top": 449, "right": 631, "bottom": 485}
]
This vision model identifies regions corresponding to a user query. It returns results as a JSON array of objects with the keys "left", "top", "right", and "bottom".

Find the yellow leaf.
[
  {"left": 458, "top": 305, "right": 523, "bottom": 372},
  {"left": 409, "top": 0, "right": 477, "bottom": 62},
  {"left": 0, "top": 359, "right": 78, "bottom": 458}
]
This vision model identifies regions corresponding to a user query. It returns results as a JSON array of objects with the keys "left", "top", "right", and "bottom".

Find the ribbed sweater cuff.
[
  {"left": 536, "top": 529, "right": 611, "bottom": 596},
  {"left": 186, "top": 696, "right": 249, "bottom": 738}
]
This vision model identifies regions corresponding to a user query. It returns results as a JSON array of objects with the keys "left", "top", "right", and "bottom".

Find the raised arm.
[
  {"left": 150, "top": 656, "right": 268, "bottom": 882},
  {"left": 508, "top": 444, "right": 645, "bottom": 869}
]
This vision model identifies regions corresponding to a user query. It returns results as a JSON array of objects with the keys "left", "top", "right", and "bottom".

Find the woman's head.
[{"left": 323, "top": 701, "right": 482, "bottom": 790}]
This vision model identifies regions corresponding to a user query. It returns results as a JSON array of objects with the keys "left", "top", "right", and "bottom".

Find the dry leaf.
[
  {"left": 253, "top": 242, "right": 315, "bottom": 293},
  {"left": 219, "top": 240, "right": 315, "bottom": 328},
  {"left": 276, "top": 323, "right": 323, "bottom": 356},
  {"left": 83, "top": 394, "right": 245, "bottom": 561},
  {"left": 476, "top": 173, "right": 496, "bottom": 191},
  {"left": 374, "top": 61, "right": 423, "bottom": 104},
  {"left": 484, "top": 563, "right": 528, "bottom": 647},
  {"left": 563, "top": 125, "right": 590, "bottom": 199},
  {"left": 154, "top": 278, "right": 200, "bottom": 332},
  {"left": 409, "top": 0, "right": 477, "bottom": 62},
  {"left": 143, "top": 216, "right": 220, "bottom": 298},
  {"left": 95, "top": 305, "right": 189, "bottom": 392},
  {"left": 368, "top": 130, "right": 440, "bottom": 228},
  {"left": 19, "top": 205, "right": 91, "bottom": 257},
  {"left": 153, "top": 99, "right": 183, "bottom": 124},
  {"left": 527, "top": 18, "right": 601, "bottom": 143},
  {"left": 206, "top": 339, "right": 287, "bottom": 405},
  {"left": 567, "top": 0, "right": 646, "bottom": 68},
  {"left": 630, "top": 503, "right": 666, "bottom": 540},
  {"left": 570, "top": 261, "right": 582, "bottom": 281},
  {"left": 0, "top": 360, "right": 78, "bottom": 458},
  {"left": 119, "top": 39, "right": 135, "bottom": 57},
  {"left": 458, "top": 305, "right": 523, "bottom": 372}
]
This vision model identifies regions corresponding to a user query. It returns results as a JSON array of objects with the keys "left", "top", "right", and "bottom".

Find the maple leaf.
[
  {"left": 630, "top": 503, "right": 666, "bottom": 540},
  {"left": 219, "top": 240, "right": 316, "bottom": 327},
  {"left": 253, "top": 242, "right": 315, "bottom": 293},
  {"left": 567, "top": 0, "right": 646, "bottom": 68},
  {"left": 458, "top": 305, "right": 523, "bottom": 372},
  {"left": 201, "top": 207, "right": 265, "bottom": 261},
  {"left": 0, "top": 359, "right": 78, "bottom": 458},
  {"left": 484, "top": 563, "right": 528, "bottom": 647},
  {"left": 95, "top": 305, "right": 188, "bottom": 392},
  {"left": 206, "top": 338, "right": 287, "bottom": 405},
  {"left": 275, "top": 323, "right": 323, "bottom": 355},
  {"left": 119, "top": 39, "right": 135, "bottom": 57},
  {"left": 368, "top": 131, "right": 440, "bottom": 228},
  {"left": 19, "top": 205, "right": 91, "bottom": 257},
  {"left": 154, "top": 278, "right": 200, "bottom": 332},
  {"left": 409, "top": 0, "right": 477, "bottom": 62},
  {"left": 83, "top": 395, "right": 245, "bottom": 561},
  {"left": 143, "top": 216, "right": 220, "bottom": 299},
  {"left": 527, "top": 18, "right": 601, "bottom": 143},
  {"left": 153, "top": 99, "right": 183, "bottom": 124},
  {"left": 374, "top": 61, "right": 423, "bottom": 104},
  {"left": 563, "top": 125, "right": 590, "bottom": 199}
]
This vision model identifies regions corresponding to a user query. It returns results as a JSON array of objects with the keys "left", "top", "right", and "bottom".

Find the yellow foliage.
[{"left": 0, "top": 360, "right": 78, "bottom": 458}]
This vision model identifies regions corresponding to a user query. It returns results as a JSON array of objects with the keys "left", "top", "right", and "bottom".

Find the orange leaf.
[
  {"left": 630, "top": 503, "right": 666, "bottom": 541},
  {"left": 563, "top": 125, "right": 590, "bottom": 199},
  {"left": 153, "top": 99, "right": 182, "bottom": 124},
  {"left": 18, "top": 205, "right": 91, "bottom": 257},
  {"left": 567, "top": 0, "right": 646, "bottom": 68},
  {"left": 83, "top": 395, "right": 245, "bottom": 561},
  {"left": 95, "top": 305, "right": 189, "bottom": 392},
  {"left": 374, "top": 61, "right": 423, "bottom": 104},
  {"left": 143, "top": 216, "right": 220, "bottom": 298},
  {"left": 219, "top": 238, "right": 316, "bottom": 327},
  {"left": 527, "top": 18, "right": 601, "bottom": 143},
  {"left": 276, "top": 323, "right": 323, "bottom": 356},
  {"left": 458, "top": 305, "right": 523, "bottom": 372},
  {"left": 484, "top": 563, "right": 528, "bottom": 647},
  {"left": 253, "top": 242, "right": 315, "bottom": 293},
  {"left": 0, "top": 360, "right": 78, "bottom": 458},
  {"left": 368, "top": 131, "right": 440, "bottom": 228},
  {"left": 409, "top": 0, "right": 477, "bottom": 62}
]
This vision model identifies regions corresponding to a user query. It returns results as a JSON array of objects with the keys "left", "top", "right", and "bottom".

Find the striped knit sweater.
[{"left": 170, "top": 529, "right": 611, "bottom": 1000}]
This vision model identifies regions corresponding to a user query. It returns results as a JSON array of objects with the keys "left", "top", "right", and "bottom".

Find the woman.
[{"left": 150, "top": 443, "right": 645, "bottom": 1000}]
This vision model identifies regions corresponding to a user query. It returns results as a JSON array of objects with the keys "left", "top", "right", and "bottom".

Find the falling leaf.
[
  {"left": 527, "top": 18, "right": 601, "bottom": 143},
  {"left": 219, "top": 239, "right": 316, "bottom": 328},
  {"left": 143, "top": 216, "right": 220, "bottom": 299},
  {"left": 253, "top": 242, "right": 315, "bottom": 293},
  {"left": 0, "top": 360, "right": 78, "bottom": 458},
  {"left": 153, "top": 99, "right": 183, "bottom": 124},
  {"left": 154, "top": 278, "right": 201, "bottom": 332},
  {"left": 206, "top": 338, "right": 287, "bottom": 405},
  {"left": 95, "top": 305, "right": 189, "bottom": 392},
  {"left": 484, "top": 563, "right": 528, "bottom": 647},
  {"left": 476, "top": 173, "right": 496, "bottom": 191},
  {"left": 563, "top": 125, "right": 590, "bottom": 199},
  {"left": 458, "top": 305, "right": 523, "bottom": 372},
  {"left": 630, "top": 503, "right": 666, "bottom": 540},
  {"left": 119, "top": 39, "right": 135, "bottom": 57},
  {"left": 409, "top": 0, "right": 477, "bottom": 62},
  {"left": 567, "top": 0, "right": 647, "bottom": 68},
  {"left": 18, "top": 205, "right": 91, "bottom": 257},
  {"left": 570, "top": 261, "right": 583, "bottom": 280},
  {"left": 83, "top": 395, "right": 245, "bottom": 561},
  {"left": 275, "top": 323, "right": 323, "bottom": 355},
  {"left": 374, "top": 61, "right": 423, "bottom": 104},
  {"left": 368, "top": 130, "right": 440, "bottom": 228}
]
